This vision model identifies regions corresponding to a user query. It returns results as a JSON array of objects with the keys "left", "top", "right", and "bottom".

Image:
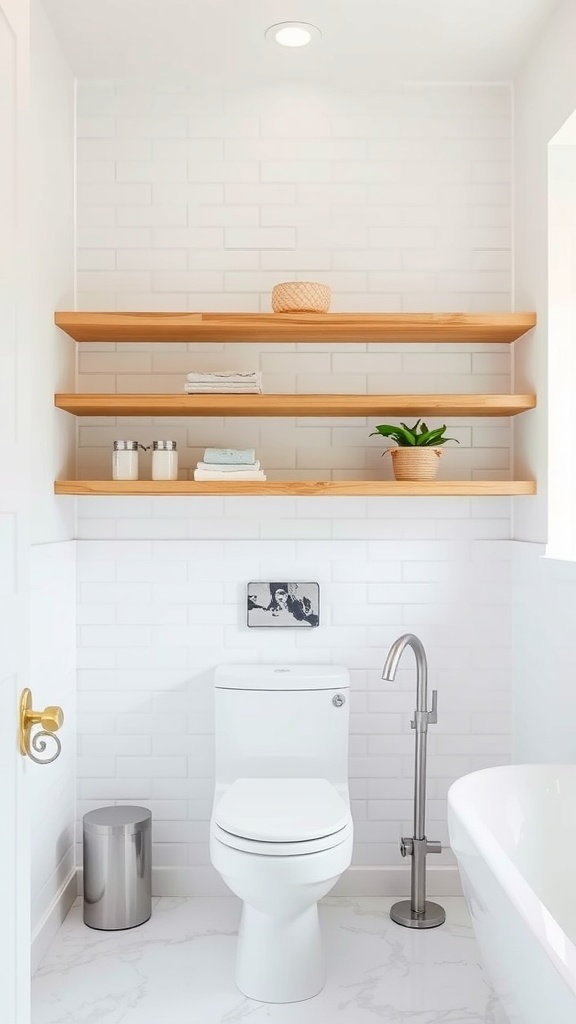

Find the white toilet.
[{"left": 210, "top": 664, "right": 353, "bottom": 1003}]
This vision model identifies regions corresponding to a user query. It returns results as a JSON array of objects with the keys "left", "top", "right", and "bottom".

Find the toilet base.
[
  {"left": 210, "top": 823, "right": 353, "bottom": 1004},
  {"left": 236, "top": 903, "right": 325, "bottom": 1003}
]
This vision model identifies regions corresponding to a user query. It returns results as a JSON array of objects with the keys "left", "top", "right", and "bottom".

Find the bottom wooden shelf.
[{"left": 54, "top": 480, "right": 536, "bottom": 496}]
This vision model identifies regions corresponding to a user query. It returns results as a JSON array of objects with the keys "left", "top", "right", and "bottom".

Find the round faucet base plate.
[{"left": 390, "top": 900, "right": 446, "bottom": 929}]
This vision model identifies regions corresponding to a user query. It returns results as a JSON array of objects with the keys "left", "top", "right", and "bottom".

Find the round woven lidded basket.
[
  {"left": 389, "top": 447, "right": 442, "bottom": 481},
  {"left": 272, "top": 281, "right": 331, "bottom": 313}
]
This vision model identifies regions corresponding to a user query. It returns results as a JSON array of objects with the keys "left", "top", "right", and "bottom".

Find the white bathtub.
[{"left": 448, "top": 765, "right": 576, "bottom": 1024}]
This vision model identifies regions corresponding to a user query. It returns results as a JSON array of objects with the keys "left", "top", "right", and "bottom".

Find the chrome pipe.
[{"left": 382, "top": 633, "right": 445, "bottom": 929}]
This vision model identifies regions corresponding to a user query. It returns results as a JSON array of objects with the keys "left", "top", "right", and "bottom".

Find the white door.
[{"left": 0, "top": 0, "right": 32, "bottom": 1020}]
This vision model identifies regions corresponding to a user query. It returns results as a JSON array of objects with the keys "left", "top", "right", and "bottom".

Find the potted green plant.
[{"left": 369, "top": 419, "right": 459, "bottom": 481}]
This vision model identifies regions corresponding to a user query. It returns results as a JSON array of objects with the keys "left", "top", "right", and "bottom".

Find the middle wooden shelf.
[{"left": 55, "top": 393, "right": 536, "bottom": 418}]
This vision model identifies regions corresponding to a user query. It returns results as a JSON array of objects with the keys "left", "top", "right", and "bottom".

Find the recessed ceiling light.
[{"left": 265, "top": 22, "right": 321, "bottom": 48}]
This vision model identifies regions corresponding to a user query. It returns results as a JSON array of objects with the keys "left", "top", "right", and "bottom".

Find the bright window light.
[{"left": 266, "top": 22, "right": 321, "bottom": 48}]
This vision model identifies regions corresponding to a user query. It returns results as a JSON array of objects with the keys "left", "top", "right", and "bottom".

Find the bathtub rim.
[{"left": 448, "top": 763, "right": 576, "bottom": 1000}]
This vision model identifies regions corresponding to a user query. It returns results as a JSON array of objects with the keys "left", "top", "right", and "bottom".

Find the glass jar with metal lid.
[
  {"left": 151, "top": 440, "right": 178, "bottom": 481},
  {"left": 112, "top": 440, "right": 146, "bottom": 481}
]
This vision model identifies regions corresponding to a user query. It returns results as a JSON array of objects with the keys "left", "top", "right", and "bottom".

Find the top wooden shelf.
[
  {"left": 54, "top": 311, "right": 537, "bottom": 344},
  {"left": 55, "top": 392, "right": 536, "bottom": 418}
]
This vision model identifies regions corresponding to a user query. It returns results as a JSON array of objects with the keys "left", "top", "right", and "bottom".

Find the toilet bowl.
[
  {"left": 211, "top": 780, "right": 353, "bottom": 1002},
  {"left": 210, "top": 665, "right": 353, "bottom": 1003}
]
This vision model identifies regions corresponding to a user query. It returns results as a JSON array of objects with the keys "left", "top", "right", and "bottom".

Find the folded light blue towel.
[
  {"left": 196, "top": 460, "right": 260, "bottom": 472},
  {"left": 204, "top": 448, "right": 256, "bottom": 465}
]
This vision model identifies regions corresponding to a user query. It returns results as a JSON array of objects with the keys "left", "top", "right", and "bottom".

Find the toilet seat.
[
  {"left": 211, "top": 818, "right": 353, "bottom": 856},
  {"left": 212, "top": 777, "right": 352, "bottom": 856}
]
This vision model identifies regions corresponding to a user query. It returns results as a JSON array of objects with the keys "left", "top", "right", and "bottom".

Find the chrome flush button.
[{"left": 332, "top": 694, "right": 346, "bottom": 707}]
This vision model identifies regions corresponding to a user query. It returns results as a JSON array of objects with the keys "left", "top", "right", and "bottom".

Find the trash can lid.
[{"left": 83, "top": 805, "right": 152, "bottom": 836}]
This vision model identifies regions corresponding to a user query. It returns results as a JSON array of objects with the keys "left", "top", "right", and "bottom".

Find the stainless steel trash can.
[{"left": 83, "top": 805, "right": 152, "bottom": 930}]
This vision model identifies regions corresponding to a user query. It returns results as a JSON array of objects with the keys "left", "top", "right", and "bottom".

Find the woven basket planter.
[
  {"left": 389, "top": 447, "right": 442, "bottom": 481},
  {"left": 272, "top": 281, "right": 331, "bottom": 313}
]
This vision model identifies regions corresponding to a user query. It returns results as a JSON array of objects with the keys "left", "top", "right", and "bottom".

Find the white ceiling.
[{"left": 42, "top": 0, "right": 559, "bottom": 83}]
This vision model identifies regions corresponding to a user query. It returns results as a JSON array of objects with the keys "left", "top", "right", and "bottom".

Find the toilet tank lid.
[{"left": 214, "top": 664, "right": 349, "bottom": 690}]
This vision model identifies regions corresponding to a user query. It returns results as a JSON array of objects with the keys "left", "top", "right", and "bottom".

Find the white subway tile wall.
[
  {"left": 74, "top": 81, "right": 514, "bottom": 888},
  {"left": 76, "top": 81, "right": 512, "bottom": 480},
  {"left": 76, "top": 504, "right": 512, "bottom": 882}
]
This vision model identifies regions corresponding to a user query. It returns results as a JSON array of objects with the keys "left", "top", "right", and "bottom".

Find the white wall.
[
  {"left": 512, "top": 544, "right": 576, "bottom": 763},
  {"left": 547, "top": 133, "right": 576, "bottom": 559},
  {"left": 513, "top": 0, "right": 576, "bottom": 543},
  {"left": 30, "top": 543, "right": 76, "bottom": 970},
  {"left": 29, "top": 0, "right": 76, "bottom": 962},
  {"left": 512, "top": 0, "right": 576, "bottom": 762},
  {"left": 71, "top": 79, "right": 516, "bottom": 891},
  {"left": 30, "top": 0, "right": 76, "bottom": 546}
]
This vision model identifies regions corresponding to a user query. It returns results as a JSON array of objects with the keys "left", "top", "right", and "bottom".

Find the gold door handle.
[{"left": 19, "top": 689, "right": 64, "bottom": 764}]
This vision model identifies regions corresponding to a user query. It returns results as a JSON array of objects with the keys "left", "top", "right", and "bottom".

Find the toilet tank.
[{"left": 214, "top": 664, "right": 350, "bottom": 788}]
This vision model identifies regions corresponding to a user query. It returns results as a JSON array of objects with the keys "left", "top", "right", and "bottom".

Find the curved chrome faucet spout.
[{"left": 382, "top": 632, "right": 428, "bottom": 714}]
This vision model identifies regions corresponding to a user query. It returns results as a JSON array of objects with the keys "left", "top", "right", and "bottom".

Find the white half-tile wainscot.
[{"left": 76, "top": 496, "right": 512, "bottom": 896}]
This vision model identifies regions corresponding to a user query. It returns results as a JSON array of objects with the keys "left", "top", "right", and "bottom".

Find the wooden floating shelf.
[
  {"left": 55, "top": 480, "right": 537, "bottom": 497},
  {"left": 54, "top": 311, "right": 537, "bottom": 344},
  {"left": 55, "top": 393, "right": 536, "bottom": 418}
]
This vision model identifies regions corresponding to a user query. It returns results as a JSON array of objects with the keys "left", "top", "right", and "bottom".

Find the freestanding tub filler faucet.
[{"left": 382, "top": 633, "right": 445, "bottom": 929}]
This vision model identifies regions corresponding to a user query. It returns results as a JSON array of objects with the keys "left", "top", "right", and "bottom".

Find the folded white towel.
[
  {"left": 194, "top": 469, "right": 267, "bottom": 481},
  {"left": 205, "top": 448, "right": 256, "bottom": 464},
  {"left": 196, "top": 460, "right": 260, "bottom": 472},
  {"left": 186, "top": 380, "right": 262, "bottom": 387},
  {"left": 186, "top": 371, "right": 262, "bottom": 383},
  {"left": 186, "top": 372, "right": 260, "bottom": 380},
  {"left": 185, "top": 385, "right": 263, "bottom": 394}
]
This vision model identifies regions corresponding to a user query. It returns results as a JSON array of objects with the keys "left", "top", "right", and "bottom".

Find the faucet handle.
[{"left": 428, "top": 689, "right": 438, "bottom": 725}]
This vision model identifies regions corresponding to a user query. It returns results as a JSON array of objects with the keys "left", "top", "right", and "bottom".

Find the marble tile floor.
[{"left": 33, "top": 896, "right": 502, "bottom": 1024}]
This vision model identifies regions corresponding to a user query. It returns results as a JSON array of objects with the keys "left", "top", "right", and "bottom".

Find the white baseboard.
[
  {"left": 331, "top": 865, "right": 462, "bottom": 897},
  {"left": 32, "top": 869, "right": 77, "bottom": 974},
  {"left": 107, "top": 864, "right": 461, "bottom": 898},
  {"left": 74, "top": 864, "right": 462, "bottom": 900},
  {"left": 153, "top": 866, "right": 232, "bottom": 896}
]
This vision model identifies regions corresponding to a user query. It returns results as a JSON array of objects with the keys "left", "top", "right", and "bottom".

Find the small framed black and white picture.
[{"left": 247, "top": 582, "right": 320, "bottom": 628}]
